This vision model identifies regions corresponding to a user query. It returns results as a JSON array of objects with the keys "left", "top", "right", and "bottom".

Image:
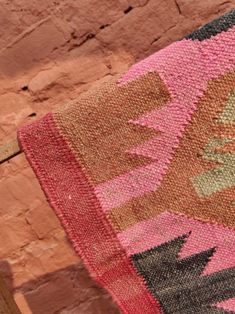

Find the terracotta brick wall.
[{"left": 0, "top": 1, "right": 235, "bottom": 313}]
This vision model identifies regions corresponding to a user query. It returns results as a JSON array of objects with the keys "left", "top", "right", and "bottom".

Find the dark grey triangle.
[
  {"left": 173, "top": 305, "right": 235, "bottom": 314},
  {"left": 132, "top": 234, "right": 189, "bottom": 291},
  {"left": 132, "top": 234, "right": 235, "bottom": 313},
  {"left": 158, "top": 267, "right": 235, "bottom": 313},
  {"left": 133, "top": 235, "right": 215, "bottom": 291}
]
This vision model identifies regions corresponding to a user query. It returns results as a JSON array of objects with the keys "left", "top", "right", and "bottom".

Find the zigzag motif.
[
  {"left": 132, "top": 233, "right": 235, "bottom": 314},
  {"left": 127, "top": 99, "right": 189, "bottom": 161},
  {"left": 96, "top": 24, "right": 235, "bottom": 212}
]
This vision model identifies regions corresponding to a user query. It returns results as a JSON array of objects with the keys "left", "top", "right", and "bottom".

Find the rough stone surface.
[{"left": 0, "top": 1, "right": 235, "bottom": 313}]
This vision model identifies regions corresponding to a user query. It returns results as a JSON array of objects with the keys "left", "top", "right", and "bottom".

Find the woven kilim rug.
[{"left": 18, "top": 10, "right": 235, "bottom": 314}]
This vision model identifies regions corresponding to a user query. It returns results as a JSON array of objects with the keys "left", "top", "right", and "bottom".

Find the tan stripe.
[
  {"left": 109, "top": 70, "right": 235, "bottom": 231},
  {"left": 0, "top": 139, "right": 20, "bottom": 163}
]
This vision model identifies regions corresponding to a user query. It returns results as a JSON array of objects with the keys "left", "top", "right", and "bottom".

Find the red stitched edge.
[{"left": 17, "top": 113, "right": 161, "bottom": 314}]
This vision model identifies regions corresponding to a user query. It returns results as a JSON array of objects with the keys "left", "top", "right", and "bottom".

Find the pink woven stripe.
[{"left": 118, "top": 211, "right": 235, "bottom": 275}]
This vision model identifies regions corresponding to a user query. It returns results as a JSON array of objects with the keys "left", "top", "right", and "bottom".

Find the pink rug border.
[{"left": 17, "top": 112, "right": 161, "bottom": 314}]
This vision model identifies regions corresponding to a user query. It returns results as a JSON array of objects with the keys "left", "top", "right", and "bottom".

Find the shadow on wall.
[{"left": 0, "top": 260, "right": 119, "bottom": 314}]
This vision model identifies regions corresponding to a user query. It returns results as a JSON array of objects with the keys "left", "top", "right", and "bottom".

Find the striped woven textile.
[{"left": 18, "top": 10, "right": 235, "bottom": 314}]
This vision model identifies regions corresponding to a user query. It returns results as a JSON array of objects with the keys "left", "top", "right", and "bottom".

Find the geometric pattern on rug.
[
  {"left": 130, "top": 211, "right": 235, "bottom": 312},
  {"left": 18, "top": 9, "right": 235, "bottom": 314},
  {"left": 132, "top": 234, "right": 235, "bottom": 313},
  {"left": 108, "top": 70, "right": 235, "bottom": 231},
  {"left": 97, "top": 22, "right": 235, "bottom": 217}
]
